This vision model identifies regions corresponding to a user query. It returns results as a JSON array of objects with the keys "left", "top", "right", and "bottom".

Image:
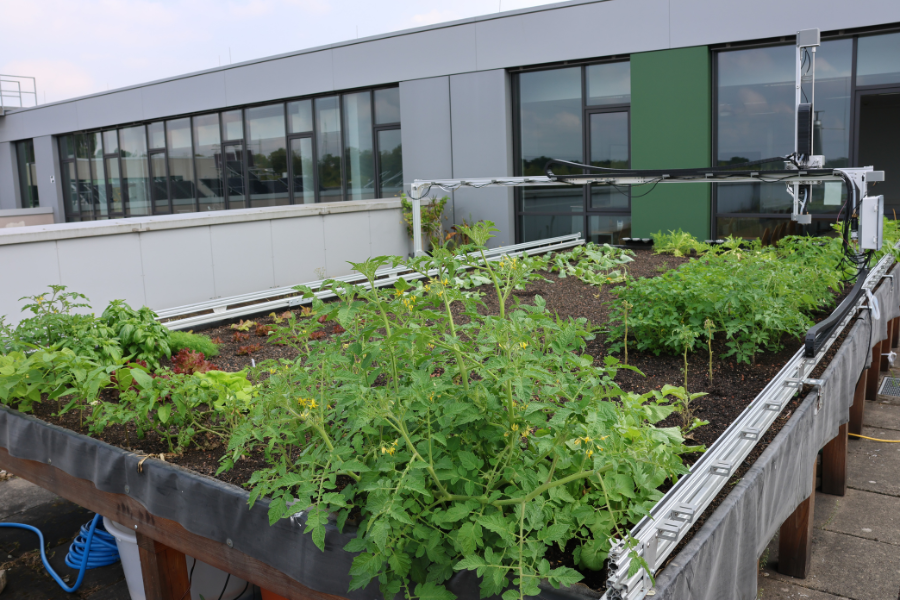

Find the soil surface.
[{"left": 23, "top": 248, "right": 866, "bottom": 594}]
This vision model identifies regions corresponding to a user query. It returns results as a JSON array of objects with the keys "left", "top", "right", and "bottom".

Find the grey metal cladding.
[
  {"left": 141, "top": 72, "right": 228, "bottom": 121},
  {"left": 74, "top": 87, "right": 145, "bottom": 131},
  {"left": 669, "top": 0, "right": 900, "bottom": 49},
  {"left": 224, "top": 50, "right": 335, "bottom": 107},
  {"left": 0, "top": 143, "right": 17, "bottom": 210},
  {"left": 332, "top": 25, "right": 478, "bottom": 90},
  {"left": 474, "top": 0, "right": 670, "bottom": 71},
  {"left": 399, "top": 77, "right": 453, "bottom": 184},
  {"left": 0, "top": 102, "right": 78, "bottom": 142},
  {"left": 32, "top": 136, "right": 64, "bottom": 223}
]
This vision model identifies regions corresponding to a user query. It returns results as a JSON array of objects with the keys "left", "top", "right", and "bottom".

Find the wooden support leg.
[
  {"left": 821, "top": 423, "right": 847, "bottom": 496},
  {"left": 882, "top": 320, "right": 895, "bottom": 371},
  {"left": 892, "top": 316, "right": 900, "bottom": 349},
  {"left": 849, "top": 371, "right": 867, "bottom": 436},
  {"left": 866, "top": 340, "right": 882, "bottom": 400},
  {"left": 137, "top": 532, "right": 191, "bottom": 600},
  {"left": 778, "top": 459, "right": 817, "bottom": 578}
]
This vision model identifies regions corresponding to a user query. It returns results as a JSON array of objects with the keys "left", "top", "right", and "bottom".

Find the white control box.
[{"left": 860, "top": 195, "right": 884, "bottom": 251}]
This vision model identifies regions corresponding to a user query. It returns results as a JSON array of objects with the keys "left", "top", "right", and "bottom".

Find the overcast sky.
[{"left": 1, "top": 0, "right": 557, "bottom": 105}]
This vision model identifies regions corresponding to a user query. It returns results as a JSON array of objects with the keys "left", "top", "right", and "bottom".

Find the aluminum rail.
[
  {"left": 602, "top": 246, "right": 897, "bottom": 600},
  {"left": 158, "top": 233, "right": 584, "bottom": 330},
  {"left": 408, "top": 172, "right": 852, "bottom": 257}
]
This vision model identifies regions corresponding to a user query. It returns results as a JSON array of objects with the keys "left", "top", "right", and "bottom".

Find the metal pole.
[{"left": 411, "top": 184, "right": 424, "bottom": 257}]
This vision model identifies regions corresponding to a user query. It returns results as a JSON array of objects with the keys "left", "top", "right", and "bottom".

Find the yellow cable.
[{"left": 848, "top": 433, "right": 900, "bottom": 442}]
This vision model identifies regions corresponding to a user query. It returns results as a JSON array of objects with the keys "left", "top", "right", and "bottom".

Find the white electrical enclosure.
[{"left": 860, "top": 194, "right": 884, "bottom": 250}]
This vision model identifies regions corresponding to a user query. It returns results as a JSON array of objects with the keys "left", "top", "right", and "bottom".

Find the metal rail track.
[
  {"left": 603, "top": 248, "right": 897, "bottom": 600},
  {"left": 157, "top": 234, "right": 585, "bottom": 330}
]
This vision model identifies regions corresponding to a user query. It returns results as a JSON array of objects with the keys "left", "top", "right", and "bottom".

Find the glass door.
[
  {"left": 223, "top": 142, "right": 246, "bottom": 210},
  {"left": 150, "top": 150, "right": 170, "bottom": 214},
  {"left": 288, "top": 136, "right": 315, "bottom": 204},
  {"left": 586, "top": 109, "right": 631, "bottom": 243}
]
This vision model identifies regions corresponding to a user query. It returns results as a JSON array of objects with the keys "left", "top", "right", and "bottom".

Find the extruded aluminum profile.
[
  {"left": 157, "top": 233, "right": 585, "bottom": 330},
  {"left": 603, "top": 246, "right": 897, "bottom": 600}
]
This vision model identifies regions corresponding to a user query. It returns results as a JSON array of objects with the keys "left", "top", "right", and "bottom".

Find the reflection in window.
[
  {"left": 589, "top": 214, "right": 631, "bottom": 244},
  {"left": 150, "top": 153, "right": 170, "bottom": 214},
  {"left": 290, "top": 138, "right": 315, "bottom": 204},
  {"left": 343, "top": 91, "right": 375, "bottom": 201},
  {"left": 377, "top": 129, "right": 402, "bottom": 198},
  {"left": 62, "top": 162, "right": 78, "bottom": 220},
  {"left": 374, "top": 88, "right": 401, "bottom": 124},
  {"left": 107, "top": 158, "right": 123, "bottom": 215},
  {"left": 148, "top": 122, "right": 166, "bottom": 149},
  {"left": 586, "top": 62, "right": 630, "bottom": 106},
  {"left": 316, "top": 96, "right": 342, "bottom": 202},
  {"left": 222, "top": 110, "right": 243, "bottom": 141},
  {"left": 520, "top": 213, "right": 582, "bottom": 241},
  {"left": 167, "top": 118, "right": 196, "bottom": 213},
  {"left": 103, "top": 130, "right": 118, "bottom": 156},
  {"left": 857, "top": 32, "right": 900, "bottom": 87},
  {"left": 224, "top": 144, "right": 246, "bottom": 209},
  {"left": 589, "top": 111, "right": 630, "bottom": 210},
  {"left": 75, "top": 133, "right": 94, "bottom": 218},
  {"left": 246, "top": 104, "right": 289, "bottom": 207},
  {"left": 15, "top": 140, "right": 39, "bottom": 208},
  {"left": 193, "top": 114, "right": 225, "bottom": 212},
  {"left": 119, "top": 126, "right": 150, "bottom": 217},
  {"left": 288, "top": 100, "right": 313, "bottom": 133}
]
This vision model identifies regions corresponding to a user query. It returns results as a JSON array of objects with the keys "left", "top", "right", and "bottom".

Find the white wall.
[{"left": 0, "top": 200, "right": 408, "bottom": 325}]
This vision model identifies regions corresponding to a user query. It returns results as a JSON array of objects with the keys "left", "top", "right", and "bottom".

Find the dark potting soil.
[{"left": 24, "top": 248, "right": 865, "bottom": 594}]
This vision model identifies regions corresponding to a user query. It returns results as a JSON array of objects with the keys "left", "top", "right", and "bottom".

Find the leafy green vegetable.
[{"left": 168, "top": 331, "right": 220, "bottom": 357}]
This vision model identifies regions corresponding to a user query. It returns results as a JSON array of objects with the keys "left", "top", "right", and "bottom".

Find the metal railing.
[
  {"left": 157, "top": 233, "right": 585, "bottom": 330},
  {"left": 0, "top": 75, "right": 38, "bottom": 113}
]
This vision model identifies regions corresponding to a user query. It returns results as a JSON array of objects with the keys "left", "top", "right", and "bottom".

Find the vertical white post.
[{"left": 411, "top": 183, "right": 424, "bottom": 256}]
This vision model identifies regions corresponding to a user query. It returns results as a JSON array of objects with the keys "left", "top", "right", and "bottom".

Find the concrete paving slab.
[
  {"left": 847, "top": 426, "right": 900, "bottom": 497},
  {"left": 756, "top": 576, "right": 850, "bottom": 600},
  {"left": 813, "top": 492, "right": 842, "bottom": 532},
  {"left": 766, "top": 529, "right": 900, "bottom": 600},
  {"left": 822, "top": 487, "right": 900, "bottom": 546},
  {"left": 0, "top": 478, "right": 60, "bottom": 521},
  {"left": 863, "top": 400, "right": 900, "bottom": 431}
]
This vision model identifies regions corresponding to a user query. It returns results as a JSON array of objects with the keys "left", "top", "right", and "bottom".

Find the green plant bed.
[{"left": 2, "top": 221, "right": 892, "bottom": 600}]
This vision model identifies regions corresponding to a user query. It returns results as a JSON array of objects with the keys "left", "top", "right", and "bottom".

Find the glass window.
[
  {"left": 222, "top": 110, "right": 243, "bottom": 141},
  {"left": 589, "top": 214, "right": 631, "bottom": 244},
  {"left": 62, "top": 162, "right": 78, "bottom": 221},
  {"left": 521, "top": 213, "right": 582, "bottom": 241},
  {"left": 343, "top": 91, "right": 375, "bottom": 201},
  {"left": 103, "top": 130, "right": 118, "bottom": 155},
  {"left": 586, "top": 62, "right": 631, "bottom": 106},
  {"left": 519, "top": 67, "right": 584, "bottom": 216},
  {"left": 716, "top": 41, "right": 852, "bottom": 228},
  {"left": 16, "top": 140, "right": 39, "bottom": 208},
  {"left": 193, "top": 114, "right": 225, "bottom": 212},
  {"left": 148, "top": 122, "right": 166, "bottom": 149},
  {"left": 150, "top": 153, "right": 169, "bottom": 213},
  {"left": 374, "top": 88, "right": 401, "bottom": 124},
  {"left": 59, "top": 135, "right": 75, "bottom": 160},
  {"left": 224, "top": 143, "right": 246, "bottom": 209},
  {"left": 246, "top": 103, "right": 289, "bottom": 207},
  {"left": 75, "top": 133, "right": 94, "bottom": 219},
  {"left": 377, "top": 129, "right": 403, "bottom": 198},
  {"left": 589, "top": 111, "right": 630, "bottom": 210},
  {"left": 290, "top": 138, "right": 315, "bottom": 204},
  {"left": 119, "top": 126, "right": 150, "bottom": 216},
  {"left": 857, "top": 32, "right": 900, "bottom": 87},
  {"left": 166, "top": 118, "right": 196, "bottom": 213},
  {"left": 316, "top": 96, "right": 342, "bottom": 202},
  {"left": 107, "top": 157, "right": 123, "bottom": 215},
  {"left": 288, "top": 100, "right": 313, "bottom": 133},
  {"left": 89, "top": 132, "right": 108, "bottom": 219}
]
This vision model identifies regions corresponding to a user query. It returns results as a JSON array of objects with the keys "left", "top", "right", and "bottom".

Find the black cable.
[
  {"left": 177, "top": 558, "right": 198, "bottom": 600},
  {"left": 217, "top": 573, "right": 232, "bottom": 600}
]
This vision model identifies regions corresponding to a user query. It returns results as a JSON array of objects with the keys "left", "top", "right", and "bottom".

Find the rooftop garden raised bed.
[{"left": 1, "top": 221, "right": 899, "bottom": 600}]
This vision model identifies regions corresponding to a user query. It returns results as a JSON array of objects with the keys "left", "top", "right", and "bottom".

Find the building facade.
[{"left": 2, "top": 0, "right": 900, "bottom": 248}]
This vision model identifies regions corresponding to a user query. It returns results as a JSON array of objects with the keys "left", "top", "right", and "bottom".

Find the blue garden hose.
[{"left": 0, "top": 513, "right": 120, "bottom": 592}]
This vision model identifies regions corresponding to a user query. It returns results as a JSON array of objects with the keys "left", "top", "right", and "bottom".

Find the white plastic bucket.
[{"left": 103, "top": 516, "right": 251, "bottom": 600}]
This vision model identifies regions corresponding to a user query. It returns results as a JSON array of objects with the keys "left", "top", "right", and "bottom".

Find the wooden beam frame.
[
  {"left": 866, "top": 340, "right": 882, "bottom": 401},
  {"left": 0, "top": 448, "right": 346, "bottom": 600},
  {"left": 849, "top": 371, "right": 867, "bottom": 436},
  {"left": 881, "top": 320, "right": 895, "bottom": 371},
  {"left": 820, "top": 423, "right": 847, "bottom": 496}
]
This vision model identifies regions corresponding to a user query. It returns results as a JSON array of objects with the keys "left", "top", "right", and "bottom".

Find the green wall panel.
[{"left": 630, "top": 46, "right": 711, "bottom": 239}]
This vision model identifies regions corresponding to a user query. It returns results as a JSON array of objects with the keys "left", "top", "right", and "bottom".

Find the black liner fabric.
[
  {"left": 0, "top": 268, "right": 895, "bottom": 600},
  {"left": 654, "top": 265, "right": 900, "bottom": 600}
]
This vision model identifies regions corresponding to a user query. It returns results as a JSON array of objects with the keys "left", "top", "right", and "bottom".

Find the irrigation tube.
[
  {"left": 157, "top": 234, "right": 585, "bottom": 330},
  {"left": 603, "top": 246, "right": 898, "bottom": 600}
]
